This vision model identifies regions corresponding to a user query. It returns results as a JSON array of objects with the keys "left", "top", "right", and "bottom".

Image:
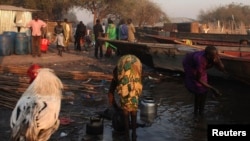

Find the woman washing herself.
[
  {"left": 108, "top": 54, "right": 143, "bottom": 141},
  {"left": 182, "top": 45, "right": 225, "bottom": 117}
]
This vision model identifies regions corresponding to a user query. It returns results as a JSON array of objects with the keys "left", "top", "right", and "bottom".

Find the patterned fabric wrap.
[{"left": 116, "top": 55, "right": 143, "bottom": 111}]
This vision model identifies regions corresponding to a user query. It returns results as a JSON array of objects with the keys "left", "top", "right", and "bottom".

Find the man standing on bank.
[
  {"left": 93, "top": 19, "right": 104, "bottom": 59},
  {"left": 182, "top": 45, "right": 225, "bottom": 117},
  {"left": 27, "top": 14, "right": 47, "bottom": 57},
  {"left": 75, "top": 21, "right": 86, "bottom": 51}
]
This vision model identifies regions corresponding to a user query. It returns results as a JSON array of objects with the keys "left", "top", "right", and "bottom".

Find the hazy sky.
[
  {"left": 75, "top": 0, "right": 250, "bottom": 24},
  {"left": 152, "top": 0, "right": 250, "bottom": 19}
]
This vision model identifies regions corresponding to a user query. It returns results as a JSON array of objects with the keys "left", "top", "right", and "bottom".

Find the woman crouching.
[{"left": 108, "top": 54, "right": 143, "bottom": 141}]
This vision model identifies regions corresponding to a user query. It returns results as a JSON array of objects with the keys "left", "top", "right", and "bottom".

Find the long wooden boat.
[
  {"left": 145, "top": 33, "right": 250, "bottom": 47},
  {"left": 99, "top": 37, "right": 196, "bottom": 70},
  {"left": 98, "top": 38, "right": 250, "bottom": 84},
  {"left": 144, "top": 34, "right": 179, "bottom": 44},
  {"left": 219, "top": 51, "right": 250, "bottom": 83},
  {"left": 170, "top": 32, "right": 250, "bottom": 42}
]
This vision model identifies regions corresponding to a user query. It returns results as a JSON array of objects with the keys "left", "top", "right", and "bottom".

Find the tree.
[
  {"left": 72, "top": 0, "right": 120, "bottom": 24},
  {"left": 198, "top": 3, "right": 250, "bottom": 26},
  {"left": 0, "top": 0, "right": 169, "bottom": 26},
  {"left": 0, "top": 0, "right": 75, "bottom": 20},
  {"left": 133, "top": 0, "right": 169, "bottom": 27},
  {"left": 72, "top": 0, "right": 169, "bottom": 26}
]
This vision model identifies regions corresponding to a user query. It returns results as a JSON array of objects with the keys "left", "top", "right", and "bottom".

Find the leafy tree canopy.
[
  {"left": 0, "top": 0, "right": 169, "bottom": 26},
  {"left": 198, "top": 3, "right": 250, "bottom": 25}
]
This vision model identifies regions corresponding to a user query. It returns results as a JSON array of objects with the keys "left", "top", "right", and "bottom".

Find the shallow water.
[{"left": 100, "top": 73, "right": 250, "bottom": 141}]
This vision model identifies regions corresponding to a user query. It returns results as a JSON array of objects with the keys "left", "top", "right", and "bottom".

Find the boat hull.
[
  {"left": 145, "top": 32, "right": 250, "bottom": 47},
  {"left": 99, "top": 38, "right": 250, "bottom": 84}
]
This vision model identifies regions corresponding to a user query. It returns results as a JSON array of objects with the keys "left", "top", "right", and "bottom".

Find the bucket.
[
  {"left": 15, "top": 33, "right": 28, "bottom": 55},
  {"left": 140, "top": 96, "right": 157, "bottom": 122},
  {"left": 0, "top": 34, "right": 12, "bottom": 56},
  {"left": 3, "top": 31, "right": 16, "bottom": 54}
]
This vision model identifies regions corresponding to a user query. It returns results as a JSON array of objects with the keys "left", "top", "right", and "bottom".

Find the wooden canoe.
[
  {"left": 170, "top": 32, "right": 250, "bottom": 44},
  {"left": 145, "top": 32, "right": 250, "bottom": 47},
  {"left": 170, "top": 39, "right": 250, "bottom": 83},
  {"left": 98, "top": 38, "right": 250, "bottom": 84},
  {"left": 98, "top": 37, "right": 197, "bottom": 70},
  {"left": 144, "top": 34, "right": 179, "bottom": 44},
  {"left": 220, "top": 51, "right": 250, "bottom": 83}
]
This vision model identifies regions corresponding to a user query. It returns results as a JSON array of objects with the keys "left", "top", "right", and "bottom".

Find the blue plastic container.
[
  {"left": 15, "top": 33, "right": 28, "bottom": 55},
  {"left": 3, "top": 31, "right": 16, "bottom": 54},
  {"left": 0, "top": 34, "right": 12, "bottom": 56},
  {"left": 27, "top": 35, "right": 32, "bottom": 54}
]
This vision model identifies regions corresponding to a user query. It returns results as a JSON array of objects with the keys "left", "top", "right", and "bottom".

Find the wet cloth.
[
  {"left": 182, "top": 51, "right": 209, "bottom": 93},
  {"left": 116, "top": 55, "right": 143, "bottom": 112}
]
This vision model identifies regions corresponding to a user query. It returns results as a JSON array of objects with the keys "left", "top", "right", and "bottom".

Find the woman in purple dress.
[{"left": 182, "top": 45, "right": 225, "bottom": 117}]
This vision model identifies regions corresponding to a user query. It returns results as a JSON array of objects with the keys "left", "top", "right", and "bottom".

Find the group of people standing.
[
  {"left": 93, "top": 18, "right": 136, "bottom": 59},
  {"left": 27, "top": 14, "right": 136, "bottom": 59},
  {"left": 27, "top": 15, "right": 71, "bottom": 57}
]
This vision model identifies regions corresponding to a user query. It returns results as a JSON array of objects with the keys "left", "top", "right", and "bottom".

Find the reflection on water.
[{"left": 133, "top": 75, "right": 250, "bottom": 141}]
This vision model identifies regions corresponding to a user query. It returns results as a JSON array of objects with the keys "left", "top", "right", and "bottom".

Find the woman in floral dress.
[{"left": 108, "top": 54, "right": 143, "bottom": 141}]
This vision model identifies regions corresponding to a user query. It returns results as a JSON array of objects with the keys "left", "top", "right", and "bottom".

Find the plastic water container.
[
  {"left": 25, "top": 30, "right": 32, "bottom": 54},
  {"left": 27, "top": 35, "right": 32, "bottom": 54},
  {"left": 3, "top": 31, "right": 16, "bottom": 54},
  {"left": 0, "top": 34, "right": 12, "bottom": 56},
  {"left": 15, "top": 32, "right": 28, "bottom": 55}
]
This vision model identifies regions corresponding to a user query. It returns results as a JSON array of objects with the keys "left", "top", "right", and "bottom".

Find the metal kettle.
[
  {"left": 140, "top": 96, "right": 157, "bottom": 122},
  {"left": 86, "top": 116, "right": 104, "bottom": 135}
]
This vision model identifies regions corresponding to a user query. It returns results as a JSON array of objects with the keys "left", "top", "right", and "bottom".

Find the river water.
[
  {"left": 140, "top": 73, "right": 250, "bottom": 141},
  {"left": 75, "top": 70, "right": 250, "bottom": 141}
]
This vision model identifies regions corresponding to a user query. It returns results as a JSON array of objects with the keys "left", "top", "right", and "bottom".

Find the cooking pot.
[{"left": 86, "top": 116, "right": 104, "bottom": 135}]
